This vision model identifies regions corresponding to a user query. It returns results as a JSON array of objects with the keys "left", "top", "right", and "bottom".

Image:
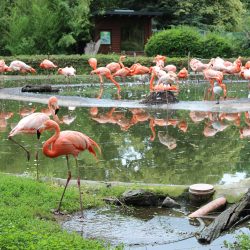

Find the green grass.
[{"left": 0, "top": 173, "right": 123, "bottom": 250}]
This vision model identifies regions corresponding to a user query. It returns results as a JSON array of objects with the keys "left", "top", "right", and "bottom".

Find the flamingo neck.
[
  {"left": 119, "top": 57, "right": 125, "bottom": 68},
  {"left": 43, "top": 123, "right": 60, "bottom": 158}
]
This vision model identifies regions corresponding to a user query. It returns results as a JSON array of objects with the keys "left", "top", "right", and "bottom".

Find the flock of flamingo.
[
  {"left": 1, "top": 54, "right": 250, "bottom": 217},
  {"left": 1, "top": 55, "right": 249, "bottom": 101}
]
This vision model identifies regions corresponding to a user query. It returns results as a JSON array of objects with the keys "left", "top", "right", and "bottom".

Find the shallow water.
[
  {"left": 61, "top": 207, "right": 250, "bottom": 249},
  {"left": 0, "top": 81, "right": 250, "bottom": 185}
]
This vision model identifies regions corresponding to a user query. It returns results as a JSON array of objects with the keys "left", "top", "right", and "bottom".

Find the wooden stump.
[
  {"left": 140, "top": 91, "right": 178, "bottom": 105},
  {"left": 197, "top": 188, "right": 250, "bottom": 244}
]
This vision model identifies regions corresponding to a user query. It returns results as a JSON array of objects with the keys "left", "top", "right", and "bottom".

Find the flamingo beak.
[
  {"left": 55, "top": 108, "right": 59, "bottom": 115},
  {"left": 37, "top": 129, "right": 41, "bottom": 139}
]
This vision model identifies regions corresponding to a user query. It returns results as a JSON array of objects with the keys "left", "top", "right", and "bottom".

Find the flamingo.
[
  {"left": 0, "top": 60, "right": 11, "bottom": 73},
  {"left": 189, "top": 58, "right": 209, "bottom": 80},
  {"left": 91, "top": 67, "right": 121, "bottom": 94},
  {"left": 240, "top": 67, "right": 250, "bottom": 81},
  {"left": 40, "top": 59, "right": 58, "bottom": 80},
  {"left": 9, "top": 60, "right": 36, "bottom": 74},
  {"left": 8, "top": 96, "right": 59, "bottom": 178},
  {"left": 37, "top": 119, "right": 101, "bottom": 217},
  {"left": 177, "top": 67, "right": 189, "bottom": 80},
  {"left": 213, "top": 82, "right": 223, "bottom": 104},
  {"left": 40, "top": 59, "right": 57, "bottom": 70},
  {"left": 163, "top": 64, "right": 177, "bottom": 73},
  {"left": 106, "top": 55, "right": 126, "bottom": 73},
  {"left": 58, "top": 66, "right": 76, "bottom": 86},
  {"left": 245, "top": 61, "right": 250, "bottom": 69},
  {"left": 203, "top": 68, "right": 226, "bottom": 99}
]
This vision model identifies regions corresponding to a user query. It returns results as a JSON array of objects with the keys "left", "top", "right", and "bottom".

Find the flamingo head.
[
  {"left": 48, "top": 96, "right": 59, "bottom": 115},
  {"left": 88, "top": 58, "right": 97, "bottom": 70},
  {"left": 37, "top": 120, "right": 58, "bottom": 139}
]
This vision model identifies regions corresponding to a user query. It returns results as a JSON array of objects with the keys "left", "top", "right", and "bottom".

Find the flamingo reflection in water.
[{"left": 8, "top": 96, "right": 60, "bottom": 179}]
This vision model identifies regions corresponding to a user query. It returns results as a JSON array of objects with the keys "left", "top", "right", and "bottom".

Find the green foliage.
[
  {"left": 224, "top": 234, "right": 250, "bottom": 250},
  {"left": 145, "top": 26, "right": 241, "bottom": 58},
  {"left": 3, "top": 0, "right": 92, "bottom": 55},
  {"left": 145, "top": 26, "right": 202, "bottom": 57},
  {"left": 201, "top": 33, "right": 235, "bottom": 58},
  {"left": 0, "top": 173, "right": 109, "bottom": 249}
]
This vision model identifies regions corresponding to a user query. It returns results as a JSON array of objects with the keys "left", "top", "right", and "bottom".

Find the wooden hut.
[{"left": 93, "top": 9, "right": 162, "bottom": 54}]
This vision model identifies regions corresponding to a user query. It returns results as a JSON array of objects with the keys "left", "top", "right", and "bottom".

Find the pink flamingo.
[
  {"left": 203, "top": 68, "right": 226, "bottom": 99},
  {"left": 40, "top": 59, "right": 57, "bottom": 70},
  {"left": 106, "top": 55, "right": 126, "bottom": 73},
  {"left": 91, "top": 67, "right": 121, "bottom": 93},
  {"left": 37, "top": 119, "right": 101, "bottom": 217},
  {"left": 8, "top": 96, "right": 59, "bottom": 177},
  {"left": 40, "top": 59, "right": 58, "bottom": 79}
]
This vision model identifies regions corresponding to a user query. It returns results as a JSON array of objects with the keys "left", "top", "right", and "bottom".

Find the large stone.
[
  {"left": 162, "top": 196, "right": 181, "bottom": 208},
  {"left": 121, "top": 189, "right": 164, "bottom": 206}
]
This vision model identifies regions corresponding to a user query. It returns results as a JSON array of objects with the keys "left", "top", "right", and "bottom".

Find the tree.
[{"left": 4, "top": 0, "right": 92, "bottom": 55}]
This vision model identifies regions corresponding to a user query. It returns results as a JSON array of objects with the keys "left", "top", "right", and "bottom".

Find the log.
[
  {"left": 21, "top": 84, "right": 60, "bottom": 93},
  {"left": 189, "top": 197, "right": 227, "bottom": 218},
  {"left": 197, "top": 188, "right": 250, "bottom": 244}
]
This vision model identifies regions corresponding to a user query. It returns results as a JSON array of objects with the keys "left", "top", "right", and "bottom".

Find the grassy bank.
[
  {"left": 0, "top": 173, "right": 122, "bottom": 249},
  {"left": 0, "top": 173, "right": 187, "bottom": 249}
]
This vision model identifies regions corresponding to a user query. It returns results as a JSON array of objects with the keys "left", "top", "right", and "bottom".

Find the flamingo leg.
[
  {"left": 56, "top": 155, "right": 71, "bottom": 214},
  {"left": 219, "top": 82, "right": 227, "bottom": 99},
  {"left": 35, "top": 150, "right": 39, "bottom": 181},
  {"left": 76, "top": 158, "right": 84, "bottom": 218},
  {"left": 149, "top": 73, "right": 156, "bottom": 92},
  {"left": 8, "top": 136, "right": 30, "bottom": 161},
  {"left": 108, "top": 76, "right": 121, "bottom": 93}
]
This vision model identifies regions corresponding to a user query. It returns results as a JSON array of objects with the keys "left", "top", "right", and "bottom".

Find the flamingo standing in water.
[
  {"left": 106, "top": 55, "right": 126, "bottom": 73},
  {"left": 37, "top": 119, "right": 101, "bottom": 217},
  {"left": 8, "top": 96, "right": 59, "bottom": 178},
  {"left": 88, "top": 58, "right": 121, "bottom": 97},
  {"left": 58, "top": 66, "right": 76, "bottom": 87}
]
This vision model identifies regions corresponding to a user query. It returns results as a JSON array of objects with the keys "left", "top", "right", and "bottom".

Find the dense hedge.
[
  {"left": 1, "top": 54, "right": 250, "bottom": 75},
  {"left": 1, "top": 54, "right": 191, "bottom": 74},
  {"left": 145, "top": 26, "right": 247, "bottom": 58}
]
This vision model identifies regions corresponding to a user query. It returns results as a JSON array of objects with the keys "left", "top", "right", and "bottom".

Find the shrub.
[
  {"left": 145, "top": 26, "right": 202, "bottom": 57},
  {"left": 201, "top": 33, "right": 235, "bottom": 58},
  {"left": 144, "top": 26, "right": 241, "bottom": 59}
]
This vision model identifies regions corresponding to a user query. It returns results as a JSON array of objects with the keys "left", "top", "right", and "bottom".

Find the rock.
[
  {"left": 21, "top": 84, "right": 60, "bottom": 93},
  {"left": 121, "top": 189, "right": 164, "bottom": 206},
  {"left": 162, "top": 197, "right": 181, "bottom": 208}
]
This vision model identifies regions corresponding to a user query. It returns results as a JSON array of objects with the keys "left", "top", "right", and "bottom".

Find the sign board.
[{"left": 100, "top": 31, "right": 111, "bottom": 45}]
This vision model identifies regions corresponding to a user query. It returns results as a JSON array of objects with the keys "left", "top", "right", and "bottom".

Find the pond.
[{"left": 0, "top": 78, "right": 250, "bottom": 186}]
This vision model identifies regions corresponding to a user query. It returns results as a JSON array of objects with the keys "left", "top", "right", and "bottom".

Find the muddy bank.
[{"left": 41, "top": 176, "right": 250, "bottom": 203}]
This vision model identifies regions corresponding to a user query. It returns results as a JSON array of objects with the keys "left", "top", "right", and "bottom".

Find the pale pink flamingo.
[
  {"left": 9, "top": 60, "right": 36, "bottom": 74},
  {"left": 163, "top": 64, "right": 177, "bottom": 73},
  {"left": 37, "top": 119, "right": 101, "bottom": 217},
  {"left": 8, "top": 96, "right": 60, "bottom": 178},
  {"left": 58, "top": 66, "right": 76, "bottom": 88}
]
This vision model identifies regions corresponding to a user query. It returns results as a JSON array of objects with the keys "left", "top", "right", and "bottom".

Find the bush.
[
  {"left": 144, "top": 26, "right": 240, "bottom": 59},
  {"left": 201, "top": 33, "right": 235, "bottom": 58},
  {"left": 145, "top": 26, "right": 202, "bottom": 57}
]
